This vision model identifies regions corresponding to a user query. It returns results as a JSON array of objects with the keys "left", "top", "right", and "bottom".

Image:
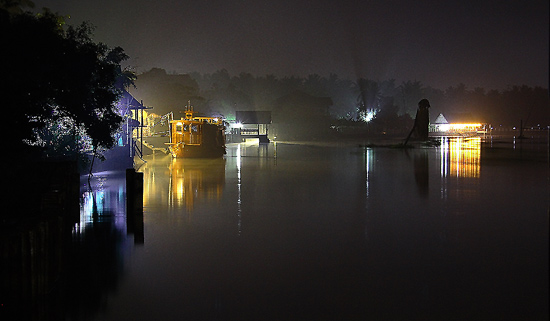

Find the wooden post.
[{"left": 126, "top": 168, "right": 144, "bottom": 244}]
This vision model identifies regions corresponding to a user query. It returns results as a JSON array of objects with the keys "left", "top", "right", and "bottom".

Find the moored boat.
[{"left": 167, "top": 104, "right": 226, "bottom": 158}]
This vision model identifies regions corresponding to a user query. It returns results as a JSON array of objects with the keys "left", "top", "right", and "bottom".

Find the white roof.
[{"left": 433, "top": 113, "right": 448, "bottom": 124}]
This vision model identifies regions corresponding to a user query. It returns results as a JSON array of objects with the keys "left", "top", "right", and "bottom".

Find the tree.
[
  {"left": 399, "top": 80, "right": 425, "bottom": 116},
  {"left": 0, "top": 6, "right": 129, "bottom": 159},
  {"left": 303, "top": 73, "right": 326, "bottom": 97},
  {"left": 355, "top": 78, "right": 380, "bottom": 121},
  {"left": 130, "top": 68, "right": 200, "bottom": 115},
  {"left": 444, "top": 83, "right": 469, "bottom": 113},
  {"left": 324, "top": 74, "right": 355, "bottom": 118},
  {"left": 0, "top": 0, "right": 34, "bottom": 15}
]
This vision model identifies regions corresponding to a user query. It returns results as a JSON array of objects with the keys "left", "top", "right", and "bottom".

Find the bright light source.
[
  {"left": 451, "top": 123, "right": 482, "bottom": 130},
  {"left": 232, "top": 122, "right": 243, "bottom": 128},
  {"left": 439, "top": 123, "right": 482, "bottom": 132},
  {"left": 360, "top": 109, "right": 377, "bottom": 123}
]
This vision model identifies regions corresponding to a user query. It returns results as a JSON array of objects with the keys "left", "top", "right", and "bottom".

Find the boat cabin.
[{"left": 168, "top": 105, "right": 226, "bottom": 158}]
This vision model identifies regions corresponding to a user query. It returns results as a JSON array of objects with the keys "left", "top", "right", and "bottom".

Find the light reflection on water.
[
  {"left": 77, "top": 172, "right": 127, "bottom": 235},
  {"left": 140, "top": 156, "right": 226, "bottom": 215},
  {"left": 440, "top": 136, "right": 481, "bottom": 178},
  {"left": 364, "top": 147, "right": 374, "bottom": 198},
  {"left": 167, "top": 158, "right": 225, "bottom": 212},
  {"left": 73, "top": 139, "right": 547, "bottom": 320}
]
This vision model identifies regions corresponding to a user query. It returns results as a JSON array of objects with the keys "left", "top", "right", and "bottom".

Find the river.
[{"left": 5, "top": 136, "right": 548, "bottom": 320}]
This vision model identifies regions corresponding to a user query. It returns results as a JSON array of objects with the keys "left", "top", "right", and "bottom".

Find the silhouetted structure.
[
  {"left": 405, "top": 99, "right": 430, "bottom": 144},
  {"left": 414, "top": 99, "right": 431, "bottom": 140}
]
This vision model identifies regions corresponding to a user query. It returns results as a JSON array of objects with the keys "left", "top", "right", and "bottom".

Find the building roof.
[
  {"left": 432, "top": 113, "right": 448, "bottom": 124},
  {"left": 432, "top": 112, "right": 480, "bottom": 124},
  {"left": 117, "top": 90, "right": 146, "bottom": 111}
]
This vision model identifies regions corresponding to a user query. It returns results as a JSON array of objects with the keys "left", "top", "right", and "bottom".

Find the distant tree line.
[
  {"left": 3, "top": 0, "right": 548, "bottom": 151},
  {"left": 132, "top": 68, "right": 549, "bottom": 134}
]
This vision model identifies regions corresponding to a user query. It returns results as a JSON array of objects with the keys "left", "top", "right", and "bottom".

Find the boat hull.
[{"left": 170, "top": 143, "right": 225, "bottom": 158}]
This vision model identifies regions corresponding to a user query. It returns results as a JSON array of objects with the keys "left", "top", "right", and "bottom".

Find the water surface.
[{"left": 83, "top": 137, "right": 548, "bottom": 320}]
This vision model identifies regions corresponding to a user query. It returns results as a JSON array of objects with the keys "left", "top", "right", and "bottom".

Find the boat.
[{"left": 167, "top": 103, "right": 226, "bottom": 158}]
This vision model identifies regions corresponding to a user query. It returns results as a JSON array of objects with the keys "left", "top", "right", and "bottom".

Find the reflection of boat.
[
  {"left": 169, "top": 158, "right": 226, "bottom": 211},
  {"left": 167, "top": 103, "right": 226, "bottom": 158}
]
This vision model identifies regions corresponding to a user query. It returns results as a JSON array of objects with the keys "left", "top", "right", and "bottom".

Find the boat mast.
[{"left": 185, "top": 100, "right": 194, "bottom": 119}]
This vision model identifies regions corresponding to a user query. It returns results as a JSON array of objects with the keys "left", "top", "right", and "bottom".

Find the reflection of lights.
[
  {"left": 237, "top": 144, "right": 242, "bottom": 235},
  {"left": 177, "top": 169, "right": 185, "bottom": 204},
  {"left": 440, "top": 137, "right": 481, "bottom": 178},
  {"left": 75, "top": 173, "right": 129, "bottom": 237},
  {"left": 167, "top": 158, "right": 225, "bottom": 213},
  {"left": 236, "top": 144, "right": 242, "bottom": 176},
  {"left": 77, "top": 190, "right": 106, "bottom": 235},
  {"left": 78, "top": 191, "right": 94, "bottom": 234},
  {"left": 363, "top": 147, "right": 374, "bottom": 241},
  {"left": 440, "top": 137, "right": 449, "bottom": 177},
  {"left": 365, "top": 148, "right": 374, "bottom": 197}
]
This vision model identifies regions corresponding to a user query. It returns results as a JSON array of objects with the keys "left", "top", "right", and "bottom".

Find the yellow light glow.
[
  {"left": 439, "top": 123, "right": 482, "bottom": 132},
  {"left": 443, "top": 137, "right": 481, "bottom": 178},
  {"left": 449, "top": 123, "right": 482, "bottom": 129}
]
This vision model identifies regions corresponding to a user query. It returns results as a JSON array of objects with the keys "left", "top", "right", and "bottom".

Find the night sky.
[{"left": 36, "top": 0, "right": 548, "bottom": 90}]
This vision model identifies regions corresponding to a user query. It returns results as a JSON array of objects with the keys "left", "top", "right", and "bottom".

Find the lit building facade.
[{"left": 430, "top": 113, "right": 487, "bottom": 135}]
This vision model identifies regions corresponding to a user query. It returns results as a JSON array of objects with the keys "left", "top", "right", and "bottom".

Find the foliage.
[
  {"left": 134, "top": 68, "right": 548, "bottom": 139},
  {"left": 0, "top": 0, "right": 34, "bottom": 15},
  {"left": 129, "top": 68, "right": 201, "bottom": 116},
  {"left": 0, "top": 5, "right": 130, "bottom": 158},
  {"left": 356, "top": 78, "right": 381, "bottom": 114}
]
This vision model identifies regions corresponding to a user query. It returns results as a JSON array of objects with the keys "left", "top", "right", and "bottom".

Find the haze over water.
[{"left": 80, "top": 137, "right": 547, "bottom": 320}]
